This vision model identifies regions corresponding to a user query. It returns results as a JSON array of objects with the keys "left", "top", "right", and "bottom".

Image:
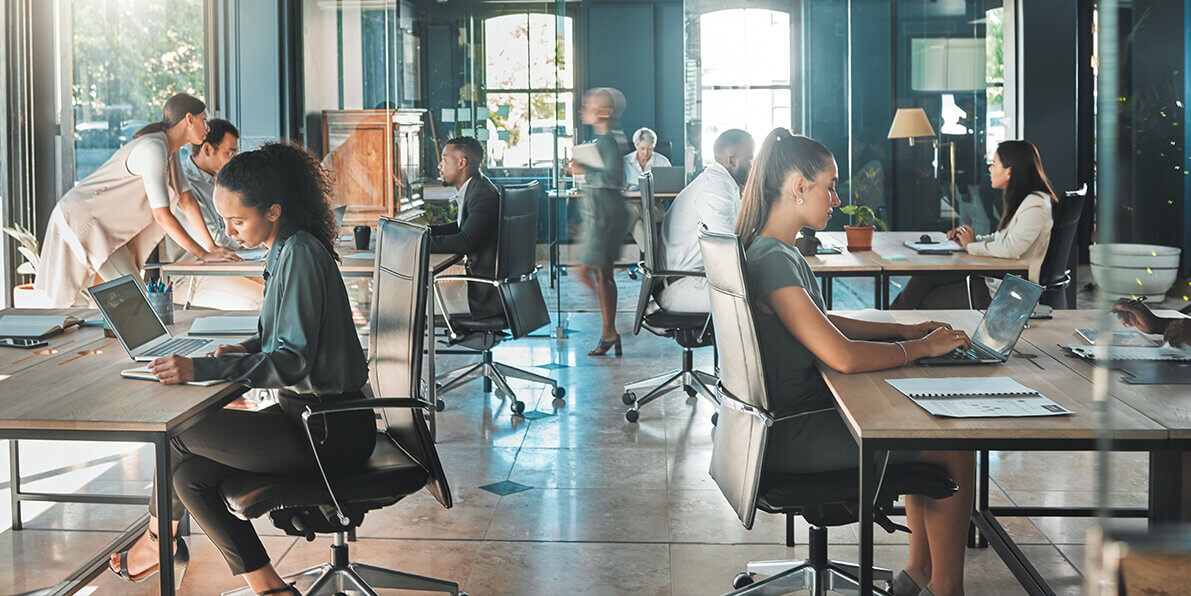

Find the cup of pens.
[{"left": 146, "top": 279, "right": 174, "bottom": 325}]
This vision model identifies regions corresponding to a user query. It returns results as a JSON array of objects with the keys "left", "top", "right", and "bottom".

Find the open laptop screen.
[
  {"left": 89, "top": 276, "right": 166, "bottom": 351},
  {"left": 970, "top": 275, "right": 1043, "bottom": 357}
]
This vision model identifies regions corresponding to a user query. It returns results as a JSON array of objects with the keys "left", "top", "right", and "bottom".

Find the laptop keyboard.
[
  {"left": 146, "top": 337, "right": 211, "bottom": 358},
  {"left": 950, "top": 347, "right": 981, "bottom": 361}
]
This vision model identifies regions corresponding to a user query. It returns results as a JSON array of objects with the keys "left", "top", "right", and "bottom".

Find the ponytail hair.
[
  {"left": 134, "top": 93, "right": 206, "bottom": 139},
  {"left": 734, "top": 128, "right": 834, "bottom": 248},
  {"left": 215, "top": 142, "right": 340, "bottom": 261}
]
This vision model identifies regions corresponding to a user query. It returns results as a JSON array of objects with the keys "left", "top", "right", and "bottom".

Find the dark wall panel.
[{"left": 584, "top": 3, "right": 656, "bottom": 145}]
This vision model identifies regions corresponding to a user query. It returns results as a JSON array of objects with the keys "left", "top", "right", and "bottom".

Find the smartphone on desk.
[{"left": 0, "top": 337, "right": 48, "bottom": 349}]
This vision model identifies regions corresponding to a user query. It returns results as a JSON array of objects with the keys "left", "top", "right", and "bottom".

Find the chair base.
[
  {"left": 221, "top": 533, "right": 464, "bottom": 596},
  {"left": 726, "top": 526, "right": 893, "bottom": 596},
  {"left": 622, "top": 346, "right": 717, "bottom": 422},
  {"left": 437, "top": 350, "right": 564, "bottom": 416}
]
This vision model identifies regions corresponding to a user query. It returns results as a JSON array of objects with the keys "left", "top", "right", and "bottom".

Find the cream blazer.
[
  {"left": 34, "top": 132, "right": 185, "bottom": 307},
  {"left": 966, "top": 191, "right": 1055, "bottom": 294}
]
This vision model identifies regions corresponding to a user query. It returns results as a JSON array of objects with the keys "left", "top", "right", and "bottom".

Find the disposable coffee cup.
[
  {"left": 146, "top": 290, "right": 175, "bottom": 325},
  {"left": 353, "top": 225, "right": 371, "bottom": 250}
]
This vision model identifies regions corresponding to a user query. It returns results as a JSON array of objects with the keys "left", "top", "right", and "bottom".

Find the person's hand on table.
[
  {"left": 1111, "top": 298, "right": 1168, "bottom": 335},
  {"left": 148, "top": 354, "right": 195, "bottom": 385},
  {"left": 917, "top": 327, "right": 971, "bottom": 358},
  {"left": 947, "top": 225, "right": 975, "bottom": 248},
  {"left": 196, "top": 246, "right": 242, "bottom": 263},
  {"left": 213, "top": 344, "right": 248, "bottom": 357},
  {"left": 1163, "top": 319, "right": 1190, "bottom": 348},
  {"left": 899, "top": 320, "right": 953, "bottom": 340}
]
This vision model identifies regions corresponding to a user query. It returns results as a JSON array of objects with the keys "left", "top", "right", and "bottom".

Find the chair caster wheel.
[
  {"left": 628, "top": 272, "right": 638, "bottom": 280},
  {"left": 711, "top": 412, "right": 718, "bottom": 425},
  {"left": 510, "top": 400, "right": 526, "bottom": 415},
  {"left": 552, "top": 386, "right": 566, "bottom": 398},
  {"left": 733, "top": 572, "right": 755, "bottom": 589},
  {"left": 436, "top": 399, "right": 446, "bottom": 412},
  {"left": 621, "top": 391, "right": 635, "bottom": 405},
  {"left": 625, "top": 409, "right": 639, "bottom": 423}
]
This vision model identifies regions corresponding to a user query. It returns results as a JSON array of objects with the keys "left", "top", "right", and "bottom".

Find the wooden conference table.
[
  {"left": 0, "top": 308, "right": 253, "bottom": 595},
  {"left": 822, "top": 309, "right": 1186, "bottom": 595}
]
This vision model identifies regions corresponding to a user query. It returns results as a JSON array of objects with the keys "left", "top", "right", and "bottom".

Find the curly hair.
[{"left": 215, "top": 141, "right": 339, "bottom": 260}]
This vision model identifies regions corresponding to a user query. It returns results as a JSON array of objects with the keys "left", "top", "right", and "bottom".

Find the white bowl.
[{"left": 1089, "top": 244, "right": 1180, "bottom": 301}]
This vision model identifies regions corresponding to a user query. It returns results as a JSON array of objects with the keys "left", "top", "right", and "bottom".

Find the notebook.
[
  {"left": 903, "top": 240, "right": 963, "bottom": 253},
  {"left": 0, "top": 315, "right": 84, "bottom": 339},
  {"left": 1075, "top": 329, "right": 1159, "bottom": 347},
  {"left": 188, "top": 315, "right": 259, "bottom": 336},
  {"left": 1066, "top": 344, "right": 1191, "bottom": 361},
  {"left": 887, "top": 376, "right": 1074, "bottom": 418},
  {"left": 120, "top": 366, "right": 222, "bottom": 386},
  {"left": 571, "top": 143, "right": 605, "bottom": 169}
]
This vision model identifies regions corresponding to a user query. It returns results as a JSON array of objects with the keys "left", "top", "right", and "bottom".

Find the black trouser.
[
  {"left": 148, "top": 390, "right": 376, "bottom": 575},
  {"left": 890, "top": 274, "right": 992, "bottom": 310}
]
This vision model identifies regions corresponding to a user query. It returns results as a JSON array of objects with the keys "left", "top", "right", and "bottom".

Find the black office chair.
[
  {"left": 621, "top": 171, "right": 718, "bottom": 423},
  {"left": 435, "top": 181, "right": 565, "bottom": 416},
  {"left": 654, "top": 140, "right": 673, "bottom": 161},
  {"left": 220, "top": 218, "right": 465, "bottom": 596},
  {"left": 698, "top": 229, "right": 957, "bottom": 595},
  {"left": 967, "top": 184, "right": 1087, "bottom": 310}
]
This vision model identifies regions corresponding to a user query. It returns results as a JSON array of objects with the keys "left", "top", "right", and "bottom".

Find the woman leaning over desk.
[
  {"left": 34, "top": 93, "right": 239, "bottom": 308},
  {"left": 107, "top": 143, "right": 375, "bottom": 596},
  {"left": 892, "top": 140, "right": 1057, "bottom": 309},
  {"left": 738, "top": 128, "right": 976, "bottom": 596}
]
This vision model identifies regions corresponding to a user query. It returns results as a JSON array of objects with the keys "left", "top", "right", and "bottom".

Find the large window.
[
  {"left": 70, "top": 0, "right": 206, "bottom": 183},
  {"left": 698, "top": 8, "right": 792, "bottom": 166},
  {"left": 482, "top": 12, "right": 574, "bottom": 169}
]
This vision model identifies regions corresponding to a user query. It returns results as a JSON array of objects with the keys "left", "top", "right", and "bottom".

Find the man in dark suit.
[{"left": 430, "top": 136, "right": 502, "bottom": 319}]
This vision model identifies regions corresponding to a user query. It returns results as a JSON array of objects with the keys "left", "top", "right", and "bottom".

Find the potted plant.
[
  {"left": 839, "top": 204, "right": 887, "bottom": 251},
  {"left": 2, "top": 222, "right": 40, "bottom": 307}
]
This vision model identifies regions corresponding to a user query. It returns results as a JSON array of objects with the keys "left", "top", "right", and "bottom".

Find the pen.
[{"left": 166, "top": 281, "right": 173, "bottom": 293}]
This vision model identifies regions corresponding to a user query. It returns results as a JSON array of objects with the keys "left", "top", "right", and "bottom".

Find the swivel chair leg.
[{"left": 731, "top": 526, "right": 893, "bottom": 596}]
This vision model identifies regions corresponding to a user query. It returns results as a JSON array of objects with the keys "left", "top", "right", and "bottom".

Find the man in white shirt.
[{"left": 656, "top": 129, "right": 754, "bottom": 312}]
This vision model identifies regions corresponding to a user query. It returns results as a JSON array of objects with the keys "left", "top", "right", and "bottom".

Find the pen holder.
[{"left": 146, "top": 290, "right": 174, "bottom": 325}]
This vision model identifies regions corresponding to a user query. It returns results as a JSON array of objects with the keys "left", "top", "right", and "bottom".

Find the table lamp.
[{"left": 887, "top": 107, "right": 958, "bottom": 229}]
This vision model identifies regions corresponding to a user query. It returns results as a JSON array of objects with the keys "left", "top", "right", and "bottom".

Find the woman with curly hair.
[{"left": 107, "top": 142, "right": 374, "bottom": 596}]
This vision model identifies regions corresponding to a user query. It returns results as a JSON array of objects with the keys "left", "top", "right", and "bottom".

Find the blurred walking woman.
[{"left": 34, "top": 93, "right": 238, "bottom": 307}]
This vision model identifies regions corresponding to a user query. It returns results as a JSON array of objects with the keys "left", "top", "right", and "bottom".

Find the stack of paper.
[
  {"left": 188, "top": 315, "right": 259, "bottom": 336},
  {"left": 1066, "top": 344, "right": 1191, "bottom": 361},
  {"left": 887, "top": 376, "right": 1074, "bottom": 418}
]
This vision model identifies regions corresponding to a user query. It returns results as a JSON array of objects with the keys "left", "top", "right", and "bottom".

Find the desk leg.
[
  {"left": 9, "top": 440, "right": 21, "bottom": 530},
  {"left": 1149, "top": 449, "right": 1190, "bottom": 525},
  {"left": 154, "top": 436, "right": 176, "bottom": 594},
  {"left": 873, "top": 274, "right": 881, "bottom": 309},
  {"left": 822, "top": 276, "right": 833, "bottom": 309},
  {"left": 880, "top": 274, "right": 891, "bottom": 309},
  {"left": 858, "top": 444, "right": 875, "bottom": 595},
  {"left": 969, "top": 450, "right": 991, "bottom": 548}
]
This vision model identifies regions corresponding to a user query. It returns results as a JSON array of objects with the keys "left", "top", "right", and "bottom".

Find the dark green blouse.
[
  {"left": 745, "top": 235, "right": 835, "bottom": 418},
  {"left": 191, "top": 225, "right": 368, "bottom": 396}
]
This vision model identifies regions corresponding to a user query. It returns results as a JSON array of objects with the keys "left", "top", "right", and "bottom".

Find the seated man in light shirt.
[
  {"left": 656, "top": 129, "right": 754, "bottom": 312},
  {"left": 167, "top": 119, "right": 265, "bottom": 309}
]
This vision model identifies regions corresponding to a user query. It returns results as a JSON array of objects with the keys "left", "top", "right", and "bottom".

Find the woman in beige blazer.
[
  {"left": 34, "top": 93, "right": 238, "bottom": 307},
  {"left": 891, "top": 140, "right": 1058, "bottom": 309}
]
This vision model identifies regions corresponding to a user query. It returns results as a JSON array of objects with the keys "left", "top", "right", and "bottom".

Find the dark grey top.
[
  {"left": 745, "top": 235, "right": 834, "bottom": 418},
  {"left": 583, "top": 129, "right": 629, "bottom": 189},
  {"left": 192, "top": 225, "right": 368, "bottom": 395}
]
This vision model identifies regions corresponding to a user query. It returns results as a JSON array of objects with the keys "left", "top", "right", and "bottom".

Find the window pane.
[
  {"left": 529, "top": 92, "right": 573, "bottom": 169},
  {"left": 485, "top": 14, "right": 530, "bottom": 90},
  {"left": 700, "top": 88, "right": 790, "bottom": 166},
  {"left": 700, "top": 9, "right": 790, "bottom": 88},
  {"left": 528, "top": 14, "right": 573, "bottom": 89},
  {"left": 71, "top": 0, "right": 205, "bottom": 183},
  {"left": 485, "top": 92, "right": 529, "bottom": 167}
]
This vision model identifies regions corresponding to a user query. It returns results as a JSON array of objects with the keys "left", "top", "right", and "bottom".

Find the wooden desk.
[
  {"left": 820, "top": 309, "right": 1167, "bottom": 595},
  {"left": 161, "top": 245, "right": 376, "bottom": 279},
  {"left": 818, "top": 231, "right": 1031, "bottom": 307},
  {"left": 0, "top": 308, "right": 252, "bottom": 595}
]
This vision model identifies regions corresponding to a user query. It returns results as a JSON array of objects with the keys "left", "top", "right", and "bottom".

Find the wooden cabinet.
[{"left": 321, "top": 108, "right": 426, "bottom": 225}]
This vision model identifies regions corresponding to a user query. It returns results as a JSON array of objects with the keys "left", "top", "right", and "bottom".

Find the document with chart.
[{"left": 887, "top": 377, "right": 1074, "bottom": 418}]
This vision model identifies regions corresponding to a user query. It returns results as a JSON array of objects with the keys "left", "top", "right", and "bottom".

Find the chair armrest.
[
  {"left": 303, "top": 397, "right": 426, "bottom": 416},
  {"left": 434, "top": 275, "right": 499, "bottom": 287},
  {"left": 650, "top": 269, "right": 706, "bottom": 279}
]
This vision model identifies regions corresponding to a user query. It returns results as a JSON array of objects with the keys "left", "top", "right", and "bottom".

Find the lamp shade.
[{"left": 887, "top": 108, "right": 936, "bottom": 140}]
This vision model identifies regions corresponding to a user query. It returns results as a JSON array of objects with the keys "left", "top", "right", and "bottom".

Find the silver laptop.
[
  {"left": 651, "top": 166, "right": 686, "bottom": 193},
  {"left": 918, "top": 275, "right": 1044, "bottom": 365},
  {"left": 88, "top": 275, "right": 222, "bottom": 361}
]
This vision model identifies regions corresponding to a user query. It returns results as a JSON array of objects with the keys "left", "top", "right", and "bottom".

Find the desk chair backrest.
[
  {"left": 495, "top": 181, "right": 549, "bottom": 338},
  {"left": 632, "top": 171, "right": 665, "bottom": 335},
  {"left": 1038, "top": 186, "right": 1087, "bottom": 290},
  {"left": 371, "top": 217, "right": 451, "bottom": 508},
  {"left": 699, "top": 229, "right": 772, "bottom": 529}
]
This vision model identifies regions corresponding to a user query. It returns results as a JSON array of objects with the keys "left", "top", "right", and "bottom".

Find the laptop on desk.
[
  {"left": 917, "top": 274, "right": 1043, "bottom": 365},
  {"left": 88, "top": 275, "right": 222, "bottom": 362},
  {"left": 650, "top": 166, "right": 686, "bottom": 194}
]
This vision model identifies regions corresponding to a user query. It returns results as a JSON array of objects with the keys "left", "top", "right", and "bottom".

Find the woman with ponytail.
[
  {"left": 35, "top": 92, "right": 240, "bottom": 307},
  {"left": 108, "top": 142, "right": 374, "bottom": 596},
  {"left": 739, "top": 128, "right": 975, "bottom": 596}
]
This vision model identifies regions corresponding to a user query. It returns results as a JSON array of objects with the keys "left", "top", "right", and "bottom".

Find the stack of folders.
[{"left": 887, "top": 377, "right": 1074, "bottom": 418}]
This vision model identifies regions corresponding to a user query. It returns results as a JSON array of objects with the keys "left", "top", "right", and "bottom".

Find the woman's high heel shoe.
[
  {"left": 258, "top": 583, "right": 301, "bottom": 595},
  {"left": 111, "top": 528, "right": 189, "bottom": 589},
  {"left": 588, "top": 335, "right": 622, "bottom": 356}
]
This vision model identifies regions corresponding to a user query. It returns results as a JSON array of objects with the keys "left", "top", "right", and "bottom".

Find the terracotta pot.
[{"left": 844, "top": 225, "right": 875, "bottom": 251}]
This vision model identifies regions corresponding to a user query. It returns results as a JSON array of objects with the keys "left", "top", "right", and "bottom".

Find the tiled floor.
[{"left": 0, "top": 271, "right": 1168, "bottom": 595}]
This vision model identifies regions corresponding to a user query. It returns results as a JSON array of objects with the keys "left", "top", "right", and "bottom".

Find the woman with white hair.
[{"left": 623, "top": 127, "right": 672, "bottom": 190}]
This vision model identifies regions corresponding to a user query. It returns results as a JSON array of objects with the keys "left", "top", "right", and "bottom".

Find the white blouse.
[
  {"left": 623, "top": 151, "right": 672, "bottom": 189},
  {"left": 966, "top": 191, "right": 1055, "bottom": 294}
]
